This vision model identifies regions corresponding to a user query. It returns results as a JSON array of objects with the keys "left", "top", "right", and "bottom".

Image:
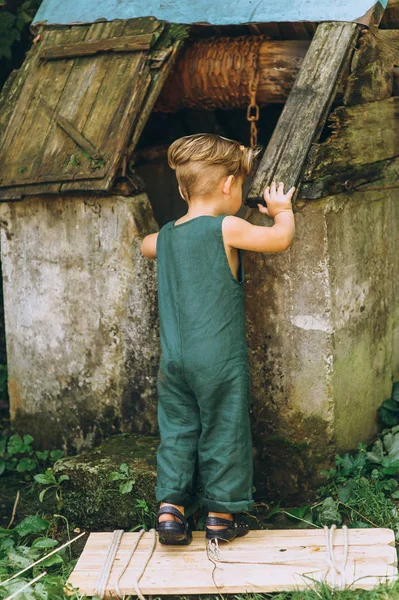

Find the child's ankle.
[{"left": 158, "top": 502, "right": 185, "bottom": 523}]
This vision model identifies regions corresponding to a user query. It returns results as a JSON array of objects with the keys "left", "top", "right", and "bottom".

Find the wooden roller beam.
[{"left": 155, "top": 38, "right": 310, "bottom": 111}]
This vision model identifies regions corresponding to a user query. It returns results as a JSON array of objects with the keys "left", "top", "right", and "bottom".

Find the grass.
[{"left": 2, "top": 395, "right": 399, "bottom": 599}]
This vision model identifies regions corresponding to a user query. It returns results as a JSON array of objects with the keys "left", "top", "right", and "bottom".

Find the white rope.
[
  {"left": 324, "top": 524, "right": 349, "bottom": 590},
  {"left": 207, "top": 525, "right": 350, "bottom": 591},
  {"left": 94, "top": 529, "right": 124, "bottom": 598},
  {"left": 114, "top": 528, "right": 157, "bottom": 600}
]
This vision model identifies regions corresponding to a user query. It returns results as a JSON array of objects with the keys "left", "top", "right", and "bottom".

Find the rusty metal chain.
[
  {"left": 246, "top": 38, "right": 263, "bottom": 148},
  {"left": 247, "top": 70, "right": 260, "bottom": 147}
]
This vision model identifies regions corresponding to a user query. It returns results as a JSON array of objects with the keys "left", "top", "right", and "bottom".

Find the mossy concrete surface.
[
  {"left": 0, "top": 193, "right": 160, "bottom": 453},
  {"left": 53, "top": 433, "right": 158, "bottom": 530}
]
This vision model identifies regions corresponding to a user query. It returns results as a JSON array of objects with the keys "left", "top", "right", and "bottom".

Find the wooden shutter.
[{"left": 0, "top": 18, "right": 183, "bottom": 199}]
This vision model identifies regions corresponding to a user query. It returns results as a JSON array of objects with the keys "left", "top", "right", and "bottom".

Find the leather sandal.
[
  {"left": 156, "top": 505, "right": 192, "bottom": 545},
  {"left": 205, "top": 514, "right": 250, "bottom": 541}
]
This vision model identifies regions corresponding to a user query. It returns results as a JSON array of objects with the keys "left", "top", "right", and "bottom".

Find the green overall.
[{"left": 155, "top": 214, "right": 254, "bottom": 514}]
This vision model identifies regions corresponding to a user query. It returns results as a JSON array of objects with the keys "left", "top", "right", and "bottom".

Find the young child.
[{"left": 140, "top": 133, "right": 295, "bottom": 545}]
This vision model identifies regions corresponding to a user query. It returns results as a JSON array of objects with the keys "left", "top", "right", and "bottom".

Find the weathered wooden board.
[
  {"left": 381, "top": 0, "right": 399, "bottom": 27},
  {"left": 67, "top": 529, "right": 397, "bottom": 597},
  {"left": 300, "top": 155, "right": 399, "bottom": 200},
  {"left": 0, "top": 18, "right": 183, "bottom": 199},
  {"left": 246, "top": 22, "right": 359, "bottom": 207},
  {"left": 344, "top": 29, "right": 396, "bottom": 105},
  {"left": 39, "top": 33, "right": 156, "bottom": 60},
  {"left": 305, "top": 97, "right": 399, "bottom": 181}
]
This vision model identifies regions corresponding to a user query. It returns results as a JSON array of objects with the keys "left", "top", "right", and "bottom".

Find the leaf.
[
  {"left": 109, "top": 471, "right": 125, "bottom": 481},
  {"left": 50, "top": 449, "right": 64, "bottom": 461},
  {"left": 381, "top": 399, "right": 399, "bottom": 412},
  {"left": 392, "top": 381, "right": 399, "bottom": 403},
  {"left": 23, "top": 434, "right": 34, "bottom": 447},
  {"left": 35, "top": 451, "right": 49, "bottom": 461},
  {"left": 7, "top": 550, "right": 31, "bottom": 568},
  {"left": 119, "top": 479, "right": 134, "bottom": 494},
  {"left": 15, "top": 515, "right": 49, "bottom": 537},
  {"left": 120, "top": 463, "right": 129, "bottom": 475},
  {"left": 367, "top": 439, "right": 384, "bottom": 464},
  {"left": 388, "top": 436, "right": 399, "bottom": 461},
  {"left": 392, "top": 490, "right": 399, "bottom": 499},
  {"left": 16, "top": 457, "right": 37, "bottom": 472},
  {"left": 39, "top": 487, "right": 53, "bottom": 503},
  {"left": 7, "top": 434, "right": 25, "bottom": 455},
  {"left": 31, "top": 537, "right": 59, "bottom": 549},
  {"left": 34, "top": 469, "right": 57, "bottom": 485},
  {"left": 58, "top": 474, "right": 69, "bottom": 483},
  {"left": 378, "top": 405, "right": 399, "bottom": 427},
  {"left": 318, "top": 497, "right": 342, "bottom": 526},
  {"left": 284, "top": 506, "right": 309, "bottom": 520},
  {"left": 42, "top": 553, "right": 63, "bottom": 567}
]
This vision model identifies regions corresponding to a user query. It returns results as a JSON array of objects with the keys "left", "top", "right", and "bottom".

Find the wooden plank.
[
  {"left": 38, "top": 20, "right": 127, "bottom": 185},
  {"left": 0, "top": 19, "right": 166, "bottom": 197},
  {"left": 59, "top": 44, "right": 150, "bottom": 191},
  {"left": 0, "top": 26, "right": 89, "bottom": 191},
  {"left": 63, "top": 25, "right": 185, "bottom": 191},
  {"left": 67, "top": 529, "right": 398, "bottom": 596},
  {"left": 381, "top": 0, "right": 399, "bottom": 27},
  {"left": 127, "top": 37, "right": 185, "bottom": 159},
  {"left": 39, "top": 94, "right": 103, "bottom": 159},
  {"left": 305, "top": 97, "right": 399, "bottom": 181},
  {"left": 245, "top": 22, "right": 359, "bottom": 209},
  {"left": 39, "top": 33, "right": 155, "bottom": 60},
  {"left": 357, "top": 0, "right": 388, "bottom": 30},
  {"left": 300, "top": 155, "right": 399, "bottom": 200},
  {"left": 344, "top": 29, "right": 396, "bottom": 105}
]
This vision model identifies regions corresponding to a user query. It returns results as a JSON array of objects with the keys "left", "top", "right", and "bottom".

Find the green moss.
[
  {"left": 252, "top": 414, "right": 334, "bottom": 505},
  {"left": 52, "top": 433, "right": 159, "bottom": 530}
]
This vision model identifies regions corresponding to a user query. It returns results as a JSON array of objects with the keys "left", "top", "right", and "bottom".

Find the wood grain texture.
[
  {"left": 0, "top": 18, "right": 179, "bottom": 198},
  {"left": 344, "top": 29, "right": 397, "bottom": 105},
  {"left": 380, "top": 0, "right": 399, "bottom": 27},
  {"left": 305, "top": 97, "right": 399, "bottom": 180},
  {"left": 300, "top": 155, "right": 399, "bottom": 200},
  {"left": 67, "top": 529, "right": 397, "bottom": 597},
  {"left": 246, "top": 22, "right": 359, "bottom": 208},
  {"left": 39, "top": 33, "right": 154, "bottom": 60}
]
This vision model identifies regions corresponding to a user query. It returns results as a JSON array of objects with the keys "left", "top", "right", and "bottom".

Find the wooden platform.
[{"left": 67, "top": 529, "right": 398, "bottom": 597}]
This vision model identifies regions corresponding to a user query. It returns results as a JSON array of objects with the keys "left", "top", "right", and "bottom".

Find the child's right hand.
[{"left": 257, "top": 181, "right": 295, "bottom": 218}]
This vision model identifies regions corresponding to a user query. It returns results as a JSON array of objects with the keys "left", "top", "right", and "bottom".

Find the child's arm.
[
  {"left": 140, "top": 233, "right": 158, "bottom": 259},
  {"left": 223, "top": 181, "right": 295, "bottom": 253}
]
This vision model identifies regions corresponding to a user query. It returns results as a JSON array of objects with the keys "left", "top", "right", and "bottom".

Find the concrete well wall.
[
  {"left": 245, "top": 188, "right": 398, "bottom": 502},
  {"left": 0, "top": 193, "right": 160, "bottom": 452}
]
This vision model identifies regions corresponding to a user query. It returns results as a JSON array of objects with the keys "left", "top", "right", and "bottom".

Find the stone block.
[{"left": 53, "top": 433, "right": 158, "bottom": 530}]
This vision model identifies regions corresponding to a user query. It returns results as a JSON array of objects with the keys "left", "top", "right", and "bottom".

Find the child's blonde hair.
[{"left": 167, "top": 133, "right": 260, "bottom": 201}]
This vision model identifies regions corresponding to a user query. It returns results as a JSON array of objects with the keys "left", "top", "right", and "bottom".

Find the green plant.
[
  {"left": 129, "top": 499, "right": 156, "bottom": 532},
  {"left": 108, "top": 462, "right": 135, "bottom": 494},
  {"left": 34, "top": 469, "right": 70, "bottom": 508},
  {"left": 0, "top": 0, "right": 42, "bottom": 60},
  {"left": 0, "top": 433, "right": 64, "bottom": 479},
  {"left": 378, "top": 381, "right": 399, "bottom": 426}
]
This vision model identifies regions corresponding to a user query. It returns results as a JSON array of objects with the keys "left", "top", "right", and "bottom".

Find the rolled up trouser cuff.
[
  {"left": 203, "top": 497, "right": 255, "bottom": 513},
  {"left": 155, "top": 485, "right": 197, "bottom": 508}
]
